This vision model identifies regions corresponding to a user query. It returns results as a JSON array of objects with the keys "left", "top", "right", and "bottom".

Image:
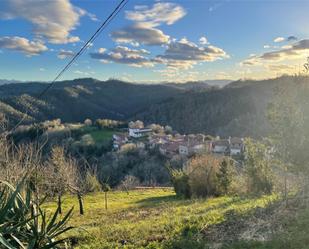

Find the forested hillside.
[
  {"left": 1, "top": 76, "right": 308, "bottom": 137},
  {"left": 0, "top": 78, "right": 184, "bottom": 125},
  {"left": 135, "top": 76, "right": 308, "bottom": 137}
]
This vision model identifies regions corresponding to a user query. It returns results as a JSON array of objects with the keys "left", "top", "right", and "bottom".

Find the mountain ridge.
[{"left": 1, "top": 76, "right": 306, "bottom": 137}]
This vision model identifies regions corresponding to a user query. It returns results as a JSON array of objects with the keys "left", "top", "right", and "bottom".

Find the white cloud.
[
  {"left": 242, "top": 39, "right": 309, "bottom": 66},
  {"left": 267, "top": 64, "right": 295, "bottom": 72},
  {"left": 263, "top": 45, "right": 270, "bottom": 49},
  {"left": 111, "top": 23, "right": 170, "bottom": 46},
  {"left": 281, "top": 45, "right": 292, "bottom": 49},
  {"left": 39, "top": 67, "right": 46, "bottom": 71},
  {"left": 57, "top": 49, "right": 75, "bottom": 59},
  {"left": 111, "top": 2, "right": 185, "bottom": 47},
  {"left": 90, "top": 45, "right": 154, "bottom": 67},
  {"left": 0, "top": 0, "right": 89, "bottom": 44},
  {"left": 274, "top": 37, "right": 285, "bottom": 43},
  {"left": 0, "top": 36, "right": 47, "bottom": 56},
  {"left": 98, "top": 48, "right": 106, "bottom": 54},
  {"left": 199, "top": 36, "right": 208, "bottom": 45},
  {"left": 86, "top": 12, "right": 99, "bottom": 22},
  {"left": 155, "top": 38, "right": 229, "bottom": 69},
  {"left": 74, "top": 70, "right": 95, "bottom": 76},
  {"left": 125, "top": 2, "right": 186, "bottom": 27}
]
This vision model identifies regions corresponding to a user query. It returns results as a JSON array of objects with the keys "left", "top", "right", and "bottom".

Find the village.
[{"left": 113, "top": 120, "right": 245, "bottom": 159}]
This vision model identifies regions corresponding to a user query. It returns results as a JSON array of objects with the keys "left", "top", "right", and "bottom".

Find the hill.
[
  {"left": 1, "top": 76, "right": 308, "bottom": 137},
  {"left": 135, "top": 76, "right": 309, "bottom": 138},
  {"left": 0, "top": 78, "right": 185, "bottom": 125},
  {"left": 163, "top": 79, "right": 231, "bottom": 91}
]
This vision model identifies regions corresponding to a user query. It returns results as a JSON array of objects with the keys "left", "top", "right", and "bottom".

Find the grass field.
[
  {"left": 44, "top": 189, "right": 290, "bottom": 249},
  {"left": 77, "top": 126, "right": 115, "bottom": 144},
  {"left": 88, "top": 129, "right": 114, "bottom": 144}
]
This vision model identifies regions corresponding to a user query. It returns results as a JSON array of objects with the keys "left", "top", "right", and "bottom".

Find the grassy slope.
[
  {"left": 88, "top": 129, "right": 114, "bottom": 144},
  {"left": 76, "top": 126, "right": 115, "bottom": 145},
  {"left": 44, "top": 189, "right": 278, "bottom": 249},
  {"left": 225, "top": 201, "right": 309, "bottom": 249}
]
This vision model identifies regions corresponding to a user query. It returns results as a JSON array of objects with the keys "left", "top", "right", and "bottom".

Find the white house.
[
  {"left": 179, "top": 141, "right": 206, "bottom": 157},
  {"left": 212, "top": 139, "right": 230, "bottom": 154},
  {"left": 129, "top": 128, "right": 152, "bottom": 138},
  {"left": 229, "top": 137, "right": 244, "bottom": 156}
]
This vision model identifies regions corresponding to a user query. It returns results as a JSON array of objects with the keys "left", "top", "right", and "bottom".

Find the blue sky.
[{"left": 1, "top": 0, "right": 309, "bottom": 83}]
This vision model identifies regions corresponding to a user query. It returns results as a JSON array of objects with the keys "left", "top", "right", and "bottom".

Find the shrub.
[
  {"left": 187, "top": 155, "right": 221, "bottom": 198},
  {"left": 171, "top": 155, "right": 237, "bottom": 198},
  {"left": 83, "top": 172, "right": 102, "bottom": 193},
  {"left": 118, "top": 175, "right": 140, "bottom": 191},
  {"left": 171, "top": 170, "right": 191, "bottom": 198},
  {"left": 0, "top": 179, "right": 73, "bottom": 248}
]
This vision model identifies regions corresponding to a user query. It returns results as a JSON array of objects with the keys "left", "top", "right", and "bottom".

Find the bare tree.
[{"left": 47, "top": 146, "right": 81, "bottom": 214}]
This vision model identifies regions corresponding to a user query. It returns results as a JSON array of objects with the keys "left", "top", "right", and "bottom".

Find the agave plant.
[{"left": 0, "top": 179, "right": 74, "bottom": 249}]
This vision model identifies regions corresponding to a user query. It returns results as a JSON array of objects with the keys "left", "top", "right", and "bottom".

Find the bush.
[
  {"left": 83, "top": 172, "right": 102, "bottom": 193},
  {"left": 187, "top": 155, "right": 221, "bottom": 198},
  {"left": 118, "top": 175, "right": 140, "bottom": 191},
  {"left": 0, "top": 179, "right": 73, "bottom": 248},
  {"left": 171, "top": 170, "right": 191, "bottom": 198},
  {"left": 171, "top": 155, "right": 237, "bottom": 198}
]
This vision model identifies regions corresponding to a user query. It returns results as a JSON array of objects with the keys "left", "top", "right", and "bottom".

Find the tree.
[
  {"left": 47, "top": 146, "right": 80, "bottom": 214},
  {"left": 102, "top": 183, "right": 111, "bottom": 210},
  {"left": 84, "top": 118, "right": 93, "bottom": 126},
  {"left": 170, "top": 169, "right": 191, "bottom": 198},
  {"left": 83, "top": 171, "right": 102, "bottom": 193},
  {"left": 118, "top": 175, "right": 140, "bottom": 193},
  {"left": 216, "top": 158, "right": 233, "bottom": 195},
  {"left": 164, "top": 125, "right": 173, "bottom": 134},
  {"left": 244, "top": 138, "right": 273, "bottom": 195},
  {"left": 129, "top": 120, "right": 144, "bottom": 129},
  {"left": 267, "top": 76, "right": 309, "bottom": 203},
  {"left": 187, "top": 155, "right": 221, "bottom": 198}
]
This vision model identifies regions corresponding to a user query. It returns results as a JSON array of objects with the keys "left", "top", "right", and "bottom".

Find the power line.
[
  {"left": 9, "top": 0, "right": 129, "bottom": 133},
  {"left": 37, "top": 0, "right": 128, "bottom": 98}
]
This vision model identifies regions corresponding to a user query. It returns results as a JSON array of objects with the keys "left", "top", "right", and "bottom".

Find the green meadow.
[{"left": 43, "top": 189, "right": 296, "bottom": 249}]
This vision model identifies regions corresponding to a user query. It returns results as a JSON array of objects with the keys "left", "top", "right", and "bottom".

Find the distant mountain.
[
  {"left": 198, "top": 79, "right": 232, "bottom": 87},
  {"left": 163, "top": 79, "right": 231, "bottom": 91},
  {"left": 163, "top": 82, "right": 213, "bottom": 91},
  {"left": 0, "top": 79, "right": 23, "bottom": 85},
  {"left": 1, "top": 76, "right": 306, "bottom": 138},
  {"left": 0, "top": 78, "right": 185, "bottom": 126}
]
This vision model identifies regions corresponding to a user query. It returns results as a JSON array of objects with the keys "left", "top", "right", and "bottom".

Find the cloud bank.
[
  {"left": 0, "top": 36, "right": 47, "bottom": 56},
  {"left": 155, "top": 38, "right": 229, "bottom": 69},
  {"left": 0, "top": 0, "right": 92, "bottom": 44},
  {"left": 90, "top": 46, "right": 154, "bottom": 67},
  {"left": 242, "top": 39, "right": 309, "bottom": 66}
]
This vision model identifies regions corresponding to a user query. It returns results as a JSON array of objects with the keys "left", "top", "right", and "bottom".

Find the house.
[
  {"left": 113, "top": 134, "right": 128, "bottom": 149},
  {"left": 148, "top": 135, "right": 168, "bottom": 149},
  {"left": 178, "top": 144, "right": 189, "bottom": 156},
  {"left": 179, "top": 141, "right": 206, "bottom": 157},
  {"left": 212, "top": 139, "right": 230, "bottom": 154},
  {"left": 159, "top": 141, "right": 181, "bottom": 157},
  {"left": 229, "top": 137, "right": 244, "bottom": 156},
  {"left": 129, "top": 128, "right": 152, "bottom": 138}
]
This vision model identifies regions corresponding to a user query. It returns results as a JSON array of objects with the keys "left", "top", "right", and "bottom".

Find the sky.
[{"left": 0, "top": 0, "right": 309, "bottom": 83}]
